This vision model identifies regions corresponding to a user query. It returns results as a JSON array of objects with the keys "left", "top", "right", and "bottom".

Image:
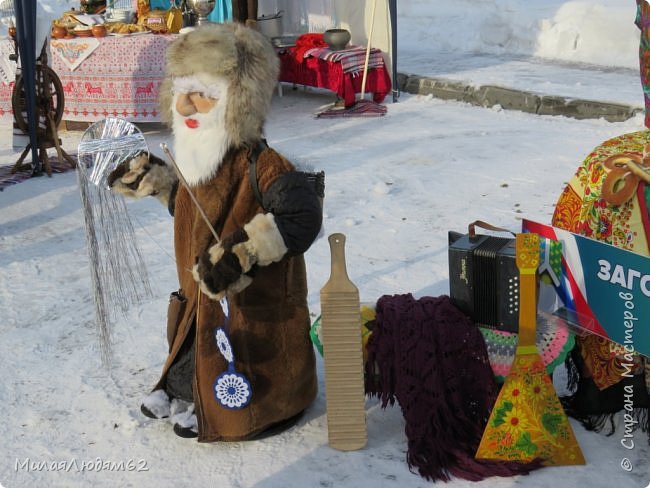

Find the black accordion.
[{"left": 448, "top": 230, "right": 519, "bottom": 332}]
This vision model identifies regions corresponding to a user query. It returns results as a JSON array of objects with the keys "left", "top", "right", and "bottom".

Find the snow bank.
[{"left": 398, "top": 0, "right": 640, "bottom": 69}]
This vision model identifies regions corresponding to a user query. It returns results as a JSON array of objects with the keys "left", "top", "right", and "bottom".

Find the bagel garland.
[{"left": 601, "top": 153, "right": 650, "bottom": 206}]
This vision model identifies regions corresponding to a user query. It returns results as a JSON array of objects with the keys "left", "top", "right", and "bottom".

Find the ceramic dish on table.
[
  {"left": 108, "top": 30, "right": 151, "bottom": 37},
  {"left": 92, "top": 24, "right": 107, "bottom": 37},
  {"left": 51, "top": 25, "right": 68, "bottom": 39},
  {"left": 73, "top": 26, "right": 93, "bottom": 37},
  {"left": 323, "top": 29, "right": 351, "bottom": 51}
]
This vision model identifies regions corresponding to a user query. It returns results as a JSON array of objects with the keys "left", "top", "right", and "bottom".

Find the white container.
[
  {"left": 106, "top": 9, "right": 133, "bottom": 23},
  {"left": 257, "top": 13, "right": 282, "bottom": 38}
]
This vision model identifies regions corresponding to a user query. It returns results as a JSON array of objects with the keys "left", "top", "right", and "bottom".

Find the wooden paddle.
[{"left": 320, "top": 233, "right": 367, "bottom": 451}]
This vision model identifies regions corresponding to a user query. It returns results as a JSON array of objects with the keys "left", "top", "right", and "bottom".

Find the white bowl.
[{"left": 107, "top": 9, "right": 133, "bottom": 23}]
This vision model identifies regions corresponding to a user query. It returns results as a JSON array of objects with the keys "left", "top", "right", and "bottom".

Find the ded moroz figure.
[{"left": 107, "top": 22, "right": 323, "bottom": 441}]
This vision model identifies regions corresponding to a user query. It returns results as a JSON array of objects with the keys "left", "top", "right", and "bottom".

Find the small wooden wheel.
[{"left": 11, "top": 64, "right": 65, "bottom": 134}]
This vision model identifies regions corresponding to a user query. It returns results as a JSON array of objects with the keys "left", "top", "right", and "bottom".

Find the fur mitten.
[
  {"left": 108, "top": 153, "right": 178, "bottom": 208},
  {"left": 192, "top": 213, "right": 288, "bottom": 300}
]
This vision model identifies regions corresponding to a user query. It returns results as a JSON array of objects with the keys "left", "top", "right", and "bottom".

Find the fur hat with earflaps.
[{"left": 158, "top": 23, "right": 279, "bottom": 147}]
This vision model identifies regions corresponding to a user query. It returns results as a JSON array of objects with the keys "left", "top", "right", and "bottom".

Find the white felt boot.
[
  {"left": 140, "top": 390, "right": 171, "bottom": 419},
  {"left": 170, "top": 400, "right": 198, "bottom": 438}
]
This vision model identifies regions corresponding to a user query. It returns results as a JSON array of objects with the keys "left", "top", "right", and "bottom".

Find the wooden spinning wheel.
[
  {"left": 11, "top": 63, "right": 65, "bottom": 133},
  {"left": 10, "top": 33, "right": 75, "bottom": 176}
]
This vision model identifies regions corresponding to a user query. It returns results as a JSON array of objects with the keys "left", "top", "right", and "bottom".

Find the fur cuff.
[
  {"left": 238, "top": 213, "right": 288, "bottom": 267},
  {"left": 148, "top": 164, "right": 178, "bottom": 207}
]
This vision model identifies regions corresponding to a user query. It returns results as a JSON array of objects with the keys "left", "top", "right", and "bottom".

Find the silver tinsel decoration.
[{"left": 77, "top": 117, "right": 153, "bottom": 367}]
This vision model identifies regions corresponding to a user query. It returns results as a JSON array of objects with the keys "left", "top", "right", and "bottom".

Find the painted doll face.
[
  {"left": 176, "top": 92, "right": 217, "bottom": 118},
  {"left": 172, "top": 74, "right": 229, "bottom": 130},
  {"left": 170, "top": 74, "right": 232, "bottom": 186}
]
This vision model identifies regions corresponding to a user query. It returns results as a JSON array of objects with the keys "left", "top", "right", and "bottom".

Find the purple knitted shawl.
[{"left": 364, "top": 294, "right": 541, "bottom": 482}]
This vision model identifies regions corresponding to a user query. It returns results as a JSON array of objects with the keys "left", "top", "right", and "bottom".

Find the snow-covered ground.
[{"left": 1, "top": 1, "right": 649, "bottom": 487}]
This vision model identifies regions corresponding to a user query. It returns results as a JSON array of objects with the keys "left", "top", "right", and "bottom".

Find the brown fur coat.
[{"left": 155, "top": 145, "right": 318, "bottom": 442}]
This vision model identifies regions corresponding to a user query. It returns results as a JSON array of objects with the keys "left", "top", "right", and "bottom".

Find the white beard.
[{"left": 171, "top": 93, "right": 231, "bottom": 187}]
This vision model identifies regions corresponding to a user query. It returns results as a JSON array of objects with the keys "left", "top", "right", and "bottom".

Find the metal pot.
[
  {"left": 323, "top": 28, "right": 351, "bottom": 51},
  {"left": 187, "top": 0, "right": 215, "bottom": 26},
  {"left": 257, "top": 11, "right": 283, "bottom": 38}
]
